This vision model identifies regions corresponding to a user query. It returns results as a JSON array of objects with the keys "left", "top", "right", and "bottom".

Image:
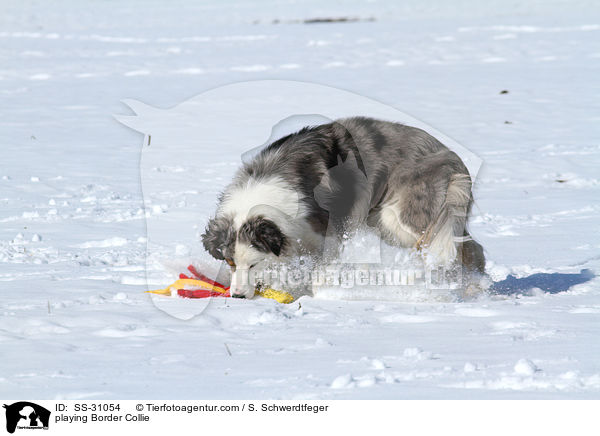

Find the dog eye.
[{"left": 225, "top": 258, "right": 235, "bottom": 267}]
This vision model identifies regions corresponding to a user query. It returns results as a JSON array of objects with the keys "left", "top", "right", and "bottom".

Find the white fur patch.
[
  {"left": 232, "top": 241, "right": 264, "bottom": 269},
  {"left": 220, "top": 177, "right": 304, "bottom": 229},
  {"left": 426, "top": 221, "right": 457, "bottom": 265},
  {"left": 379, "top": 201, "right": 419, "bottom": 247},
  {"left": 230, "top": 241, "right": 267, "bottom": 298}
]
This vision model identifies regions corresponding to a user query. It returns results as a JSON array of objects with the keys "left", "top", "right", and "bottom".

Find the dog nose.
[{"left": 231, "top": 294, "right": 246, "bottom": 299}]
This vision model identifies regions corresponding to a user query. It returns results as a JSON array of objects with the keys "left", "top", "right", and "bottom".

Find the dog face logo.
[{"left": 3, "top": 402, "right": 50, "bottom": 434}]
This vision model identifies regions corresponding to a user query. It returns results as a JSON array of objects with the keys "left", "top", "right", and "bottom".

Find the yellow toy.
[{"left": 146, "top": 265, "right": 294, "bottom": 304}]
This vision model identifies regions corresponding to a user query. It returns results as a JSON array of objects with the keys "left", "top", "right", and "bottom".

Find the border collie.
[{"left": 202, "top": 117, "right": 485, "bottom": 298}]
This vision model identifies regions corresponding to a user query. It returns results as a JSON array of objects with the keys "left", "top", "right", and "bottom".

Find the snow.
[
  {"left": 514, "top": 359, "right": 539, "bottom": 376},
  {"left": 1, "top": 0, "right": 600, "bottom": 399}
]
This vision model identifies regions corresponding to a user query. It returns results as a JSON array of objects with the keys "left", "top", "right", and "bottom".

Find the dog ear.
[
  {"left": 201, "top": 216, "right": 234, "bottom": 260},
  {"left": 253, "top": 218, "right": 286, "bottom": 256}
]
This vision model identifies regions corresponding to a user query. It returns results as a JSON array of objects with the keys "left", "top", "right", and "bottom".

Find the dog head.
[{"left": 202, "top": 215, "right": 287, "bottom": 298}]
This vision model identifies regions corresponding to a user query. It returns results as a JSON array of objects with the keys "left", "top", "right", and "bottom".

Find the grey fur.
[
  {"left": 202, "top": 116, "right": 484, "bottom": 273},
  {"left": 201, "top": 215, "right": 235, "bottom": 260}
]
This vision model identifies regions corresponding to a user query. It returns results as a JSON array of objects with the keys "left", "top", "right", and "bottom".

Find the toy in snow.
[{"left": 147, "top": 264, "right": 294, "bottom": 304}]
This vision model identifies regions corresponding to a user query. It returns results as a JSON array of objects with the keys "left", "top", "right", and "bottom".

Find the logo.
[{"left": 3, "top": 402, "right": 50, "bottom": 434}]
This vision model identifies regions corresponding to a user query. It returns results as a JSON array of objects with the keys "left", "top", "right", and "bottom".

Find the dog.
[{"left": 202, "top": 117, "right": 485, "bottom": 298}]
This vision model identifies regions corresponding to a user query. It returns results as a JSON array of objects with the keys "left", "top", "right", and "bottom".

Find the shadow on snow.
[{"left": 490, "top": 269, "right": 595, "bottom": 295}]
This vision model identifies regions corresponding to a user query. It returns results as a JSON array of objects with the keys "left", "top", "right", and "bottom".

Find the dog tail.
[{"left": 419, "top": 173, "right": 472, "bottom": 265}]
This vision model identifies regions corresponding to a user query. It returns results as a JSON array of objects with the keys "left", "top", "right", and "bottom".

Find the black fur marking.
[
  {"left": 238, "top": 216, "right": 286, "bottom": 256},
  {"left": 360, "top": 117, "right": 388, "bottom": 151},
  {"left": 332, "top": 124, "right": 367, "bottom": 176},
  {"left": 370, "top": 168, "right": 389, "bottom": 209}
]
